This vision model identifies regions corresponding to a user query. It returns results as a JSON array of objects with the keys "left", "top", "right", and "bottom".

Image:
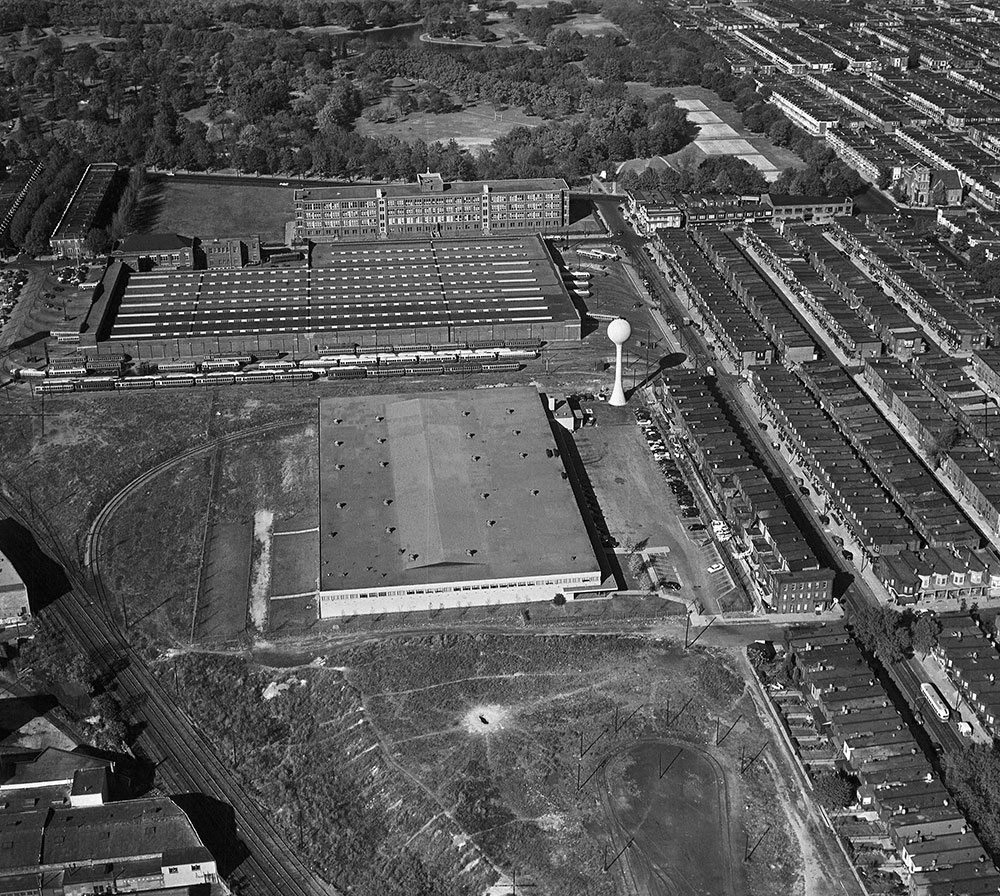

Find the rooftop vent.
[
  {"left": 377, "top": 437, "right": 386, "bottom": 444},
  {"left": 481, "top": 492, "right": 490, "bottom": 499},
  {"left": 520, "top": 452, "right": 528, "bottom": 458},
  {"left": 335, "top": 463, "right": 344, "bottom": 470},
  {"left": 473, "top": 455, "right": 481, "bottom": 461},
  {"left": 376, "top": 415, "right": 384, "bottom": 422},
  {"left": 487, "top": 520, "right": 496, "bottom": 527},
  {"left": 463, "top": 410, "right": 471, "bottom": 417},
  {"left": 380, "top": 460, "right": 389, "bottom": 467},
  {"left": 337, "top": 501, "right": 347, "bottom": 509},
  {"left": 466, "top": 549, "right": 477, "bottom": 557},
  {"left": 531, "top": 489, "right": 540, "bottom": 496},
  {"left": 383, "top": 498, "right": 393, "bottom": 506},
  {"left": 409, "top": 553, "right": 419, "bottom": 561},
  {"left": 467, "top": 432, "right": 476, "bottom": 439},
  {"left": 385, "top": 526, "right": 395, "bottom": 533},
  {"left": 335, "top": 440, "right": 344, "bottom": 447}
]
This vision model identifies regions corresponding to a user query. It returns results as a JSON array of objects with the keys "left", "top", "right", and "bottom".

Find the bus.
[{"left": 921, "top": 682, "right": 951, "bottom": 722}]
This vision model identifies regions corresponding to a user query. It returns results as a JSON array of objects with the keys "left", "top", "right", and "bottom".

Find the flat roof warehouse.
[
  {"left": 92, "top": 236, "right": 582, "bottom": 356},
  {"left": 316, "top": 387, "right": 603, "bottom": 618}
]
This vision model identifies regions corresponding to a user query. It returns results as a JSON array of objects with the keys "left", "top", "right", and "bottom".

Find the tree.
[
  {"left": 943, "top": 744, "right": 1000, "bottom": 855},
  {"left": 85, "top": 227, "right": 112, "bottom": 256},
  {"left": 930, "top": 422, "right": 960, "bottom": 469},
  {"left": 813, "top": 770, "right": 858, "bottom": 810},
  {"left": 952, "top": 232, "right": 970, "bottom": 254},
  {"left": 850, "top": 605, "right": 911, "bottom": 663},
  {"left": 912, "top": 614, "right": 941, "bottom": 657},
  {"left": 317, "top": 81, "right": 363, "bottom": 132}
]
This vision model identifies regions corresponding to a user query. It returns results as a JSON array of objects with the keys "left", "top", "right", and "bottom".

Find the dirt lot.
[
  {"left": 167, "top": 633, "right": 801, "bottom": 896},
  {"left": 599, "top": 741, "right": 736, "bottom": 895}
]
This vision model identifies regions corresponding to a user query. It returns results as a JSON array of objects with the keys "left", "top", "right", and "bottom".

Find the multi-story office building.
[{"left": 293, "top": 172, "right": 569, "bottom": 241}]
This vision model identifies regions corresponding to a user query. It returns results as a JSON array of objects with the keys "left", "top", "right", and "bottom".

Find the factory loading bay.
[{"left": 575, "top": 401, "right": 731, "bottom": 615}]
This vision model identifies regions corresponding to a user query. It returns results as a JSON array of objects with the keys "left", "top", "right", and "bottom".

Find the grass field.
[
  {"left": 555, "top": 12, "right": 622, "bottom": 35},
  {"left": 165, "top": 633, "right": 800, "bottom": 896},
  {"left": 196, "top": 519, "right": 252, "bottom": 641},
  {"left": 355, "top": 102, "right": 550, "bottom": 149},
  {"left": 100, "top": 451, "right": 214, "bottom": 643},
  {"left": 137, "top": 179, "right": 293, "bottom": 241}
]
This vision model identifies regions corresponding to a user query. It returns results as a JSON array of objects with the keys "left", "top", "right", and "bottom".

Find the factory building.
[
  {"left": 316, "top": 387, "right": 604, "bottom": 618},
  {"left": 293, "top": 173, "right": 569, "bottom": 241}
]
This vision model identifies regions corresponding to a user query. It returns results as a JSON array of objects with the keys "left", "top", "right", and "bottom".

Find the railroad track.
[
  {"left": 1, "top": 468, "right": 339, "bottom": 896},
  {"left": 83, "top": 418, "right": 311, "bottom": 624}
]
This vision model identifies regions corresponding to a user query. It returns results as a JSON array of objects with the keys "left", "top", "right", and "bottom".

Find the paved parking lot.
[{"left": 573, "top": 407, "right": 724, "bottom": 611}]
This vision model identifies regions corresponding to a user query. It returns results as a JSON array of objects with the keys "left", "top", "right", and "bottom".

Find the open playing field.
[
  {"left": 599, "top": 741, "right": 735, "bottom": 894},
  {"left": 668, "top": 86, "right": 805, "bottom": 174},
  {"left": 167, "top": 632, "right": 801, "bottom": 896},
  {"left": 354, "top": 102, "right": 550, "bottom": 149},
  {"left": 137, "top": 178, "right": 293, "bottom": 241}
]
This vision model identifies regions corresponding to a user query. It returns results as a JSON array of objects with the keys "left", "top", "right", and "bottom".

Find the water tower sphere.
[{"left": 607, "top": 318, "right": 632, "bottom": 345}]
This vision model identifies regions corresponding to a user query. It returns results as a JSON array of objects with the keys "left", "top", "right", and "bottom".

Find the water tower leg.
[{"left": 610, "top": 343, "right": 627, "bottom": 406}]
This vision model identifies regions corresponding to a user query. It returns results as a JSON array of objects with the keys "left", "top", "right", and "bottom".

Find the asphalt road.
[
  {"left": 162, "top": 172, "right": 363, "bottom": 190},
  {"left": 594, "top": 197, "right": 970, "bottom": 760}
]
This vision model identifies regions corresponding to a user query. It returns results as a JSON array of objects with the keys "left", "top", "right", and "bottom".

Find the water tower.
[{"left": 607, "top": 317, "right": 632, "bottom": 407}]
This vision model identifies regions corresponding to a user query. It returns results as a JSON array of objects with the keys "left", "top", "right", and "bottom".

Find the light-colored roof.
[
  {"left": 0, "top": 550, "right": 24, "bottom": 596},
  {"left": 1, "top": 749, "right": 111, "bottom": 790},
  {"left": 319, "top": 387, "right": 600, "bottom": 594}
]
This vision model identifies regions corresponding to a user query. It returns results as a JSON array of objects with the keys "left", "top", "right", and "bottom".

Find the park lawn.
[
  {"left": 355, "top": 102, "right": 550, "bottom": 149},
  {"left": 147, "top": 180, "right": 294, "bottom": 241},
  {"left": 554, "top": 12, "right": 622, "bottom": 35}
]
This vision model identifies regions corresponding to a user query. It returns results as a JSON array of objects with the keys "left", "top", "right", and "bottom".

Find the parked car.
[
  {"left": 707, "top": 562, "right": 724, "bottom": 574},
  {"left": 687, "top": 523, "right": 706, "bottom": 532},
  {"left": 682, "top": 508, "right": 700, "bottom": 519},
  {"left": 664, "top": 581, "right": 682, "bottom": 591},
  {"left": 842, "top": 550, "right": 855, "bottom": 562}
]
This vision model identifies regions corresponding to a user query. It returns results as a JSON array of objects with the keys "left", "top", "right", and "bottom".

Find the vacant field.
[
  {"left": 167, "top": 633, "right": 799, "bottom": 896},
  {"left": 355, "top": 102, "right": 550, "bottom": 149},
  {"left": 196, "top": 519, "right": 252, "bottom": 641},
  {"left": 99, "top": 421, "right": 318, "bottom": 644},
  {"left": 100, "top": 451, "right": 214, "bottom": 643},
  {"left": 600, "top": 741, "right": 735, "bottom": 894},
  {"left": 137, "top": 178, "right": 293, "bottom": 240}
]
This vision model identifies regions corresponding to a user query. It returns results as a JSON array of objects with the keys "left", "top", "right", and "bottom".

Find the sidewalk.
[
  {"left": 910, "top": 652, "right": 991, "bottom": 744},
  {"left": 739, "top": 382, "right": 897, "bottom": 604},
  {"left": 852, "top": 372, "right": 1000, "bottom": 557}
]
